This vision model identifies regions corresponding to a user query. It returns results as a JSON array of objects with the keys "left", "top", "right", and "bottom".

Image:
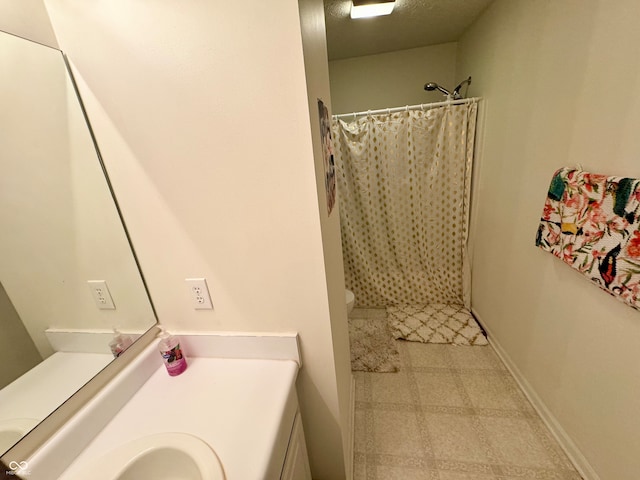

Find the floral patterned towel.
[{"left": 536, "top": 167, "right": 640, "bottom": 310}]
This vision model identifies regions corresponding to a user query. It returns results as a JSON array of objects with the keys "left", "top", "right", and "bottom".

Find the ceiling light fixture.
[{"left": 350, "top": 0, "right": 396, "bottom": 19}]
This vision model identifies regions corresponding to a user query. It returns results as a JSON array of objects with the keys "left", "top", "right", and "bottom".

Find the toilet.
[{"left": 345, "top": 289, "right": 355, "bottom": 315}]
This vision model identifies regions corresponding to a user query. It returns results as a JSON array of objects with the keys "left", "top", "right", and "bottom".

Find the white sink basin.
[
  {"left": 0, "top": 418, "right": 39, "bottom": 452},
  {"left": 63, "top": 432, "right": 225, "bottom": 480}
]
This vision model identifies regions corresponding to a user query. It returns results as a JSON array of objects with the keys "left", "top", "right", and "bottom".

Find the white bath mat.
[
  {"left": 388, "top": 304, "right": 488, "bottom": 346},
  {"left": 348, "top": 317, "right": 400, "bottom": 372}
]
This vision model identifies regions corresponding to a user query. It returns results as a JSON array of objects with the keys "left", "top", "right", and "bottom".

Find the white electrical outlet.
[
  {"left": 185, "top": 278, "right": 213, "bottom": 310},
  {"left": 87, "top": 280, "right": 116, "bottom": 310}
]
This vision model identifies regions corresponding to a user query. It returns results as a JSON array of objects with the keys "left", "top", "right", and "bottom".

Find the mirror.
[{"left": 0, "top": 30, "right": 157, "bottom": 454}]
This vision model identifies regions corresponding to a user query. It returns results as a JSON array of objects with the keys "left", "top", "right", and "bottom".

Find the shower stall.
[{"left": 332, "top": 86, "right": 486, "bottom": 346}]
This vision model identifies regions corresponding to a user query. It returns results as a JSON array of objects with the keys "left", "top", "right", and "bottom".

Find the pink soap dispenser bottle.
[
  {"left": 109, "top": 328, "right": 134, "bottom": 358},
  {"left": 158, "top": 327, "right": 188, "bottom": 376}
]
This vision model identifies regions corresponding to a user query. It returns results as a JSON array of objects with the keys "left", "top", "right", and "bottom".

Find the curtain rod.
[{"left": 332, "top": 97, "right": 481, "bottom": 120}]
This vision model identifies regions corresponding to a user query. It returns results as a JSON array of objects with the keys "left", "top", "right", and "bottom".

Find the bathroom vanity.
[{"left": 15, "top": 334, "right": 311, "bottom": 480}]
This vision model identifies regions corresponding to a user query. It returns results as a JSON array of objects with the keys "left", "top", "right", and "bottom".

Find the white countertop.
[
  {"left": 0, "top": 352, "right": 113, "bottom": 425},
  {"left": 57, "top": 355, "right": 299, "bottom": 480}
]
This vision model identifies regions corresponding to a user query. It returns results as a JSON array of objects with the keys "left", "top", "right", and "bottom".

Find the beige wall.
[
  {"left": 458, "top": 1, "right": 640, "bottom": 479},
  {"left": 0, "top": 0, "right": 58, "bottom": 47},
  {"left": 44, "top": 0, "right": 350, "bottom": 478},
  {"left": 298, "top": 0, "right": 353, "bottom": 476},
  {"left": 0, "top": 31, "right": 155, "bottom": 358},
  {"left": 0, "top": 282, "right": 42, "bottom": 388},
  {"left": 329, "top": 42, "right": 458, "bottom": 114}
]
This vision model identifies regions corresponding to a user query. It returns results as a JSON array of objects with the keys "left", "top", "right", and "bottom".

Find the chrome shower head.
[{"left": 424, "top": 82, "right": 451, "bottom": 97}]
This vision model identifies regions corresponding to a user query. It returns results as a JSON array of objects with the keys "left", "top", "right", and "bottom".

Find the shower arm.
[
  {"left": 452, "top": 76, "right": 472, "bottom": 99},
  {"left": 434, "top": 85, "right": 452, "bottom": 97}
]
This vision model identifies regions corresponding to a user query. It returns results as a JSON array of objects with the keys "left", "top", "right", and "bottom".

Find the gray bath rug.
[
  {"left": 387, "top": 304, "right": 488, "bottom": 346},
  {"left": 348, "top": 317, "right": 400, "bottom": 372}
]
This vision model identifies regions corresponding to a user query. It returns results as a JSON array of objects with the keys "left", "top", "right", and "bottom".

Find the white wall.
[
  {"left": 44, "top": 1, "right": 350, "bottom": 478},
  {"left": 458, "top": 1, "right": 640, "bottom": 479},
  {"left": 329, "top": 42, "right": 458, "bottom": 114}
]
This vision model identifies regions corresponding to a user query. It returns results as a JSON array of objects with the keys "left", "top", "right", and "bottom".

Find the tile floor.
[{"left": 351, "top": 309, "right": 582, "bottom": 480}]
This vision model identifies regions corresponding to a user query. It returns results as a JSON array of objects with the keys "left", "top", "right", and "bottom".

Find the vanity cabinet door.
[{"left": 281, "top": 412, "right": 311, "bottom": 480}]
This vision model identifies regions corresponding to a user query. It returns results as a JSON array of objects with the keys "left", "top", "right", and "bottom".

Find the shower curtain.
[{"left": 332, "top": 101, "right": 478, "bottom": 308}]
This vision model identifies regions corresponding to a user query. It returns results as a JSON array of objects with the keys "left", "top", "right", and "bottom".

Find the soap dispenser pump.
[{"left": 158, "top": 327, "right": 188, "bottom": 376}]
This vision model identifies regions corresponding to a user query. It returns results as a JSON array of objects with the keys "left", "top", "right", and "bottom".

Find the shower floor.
[{"left": 352, "top": 340, "right": 582, "bottom": 479}]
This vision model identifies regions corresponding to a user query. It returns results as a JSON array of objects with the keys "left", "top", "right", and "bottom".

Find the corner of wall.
[{"left": 298, "top": 0, "right": 352, "bottom": 478}]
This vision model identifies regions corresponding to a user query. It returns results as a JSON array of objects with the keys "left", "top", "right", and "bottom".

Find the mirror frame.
[{"left": 0, "top": 35, "right": 159, "bottom": 461}]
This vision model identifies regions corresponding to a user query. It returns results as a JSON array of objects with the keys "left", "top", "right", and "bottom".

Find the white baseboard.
[
  {"left": 45, "top": 328, "right": 144, "bottom": 354},
  {"left": 471, "top": 308, "right": 599, "bottom": 480},
  {"left": 176, "top": 332, "right": 301, "bottom": 367}
]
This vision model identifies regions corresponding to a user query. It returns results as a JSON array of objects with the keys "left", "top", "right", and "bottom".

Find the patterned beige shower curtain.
[{"left": 332, "top": 101, "right": 478, "bottom": 308}]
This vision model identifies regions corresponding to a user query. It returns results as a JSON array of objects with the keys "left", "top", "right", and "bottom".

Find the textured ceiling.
[{"left": 324, "top": 0, "right": 495, "bottom": 60}]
